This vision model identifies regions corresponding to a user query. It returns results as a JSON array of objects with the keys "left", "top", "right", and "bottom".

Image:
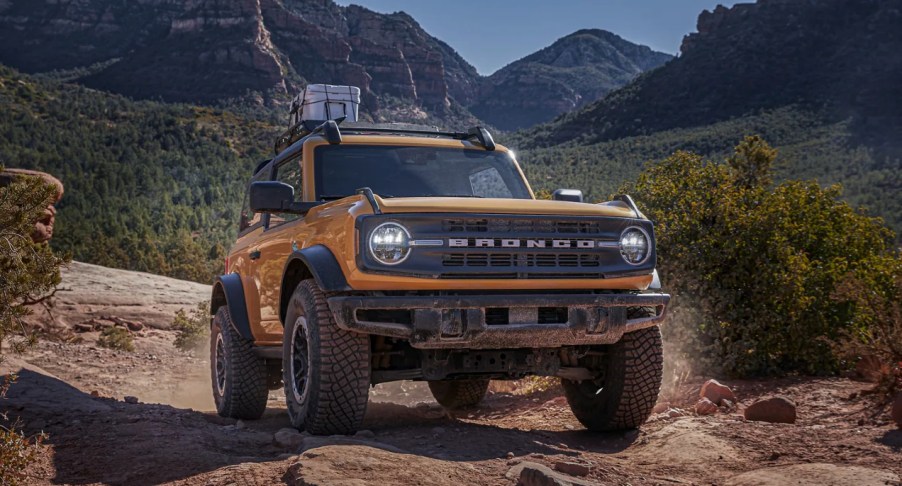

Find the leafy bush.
[
  {"left": 0, "top": 169, "right": 61, "bottom": 485},
  {"left": 96, "top": 326, "right": 135, "bottom": 352},
  {"left": 623, "top": 136, "right": 899, "bottom": 376},
  {"left": 830, "top": 256, "right": 902, "bottom": 395},
  {"left": 172, "top": 302, "right": 210, "bottom": 352},
  {"left": 0, "top": 167, "right": 65, "bottom": 357}
]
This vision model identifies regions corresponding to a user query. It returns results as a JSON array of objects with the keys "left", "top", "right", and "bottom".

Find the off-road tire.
[
  {"left": 283, "top": 279, "right": 370, "bottom": 435},
  {"left": 210, "top": 306, "right": 269, "bottom": 420},
  {"left": 562, "top": 308, "right": 663, "bottom": 431},
  {"left": 428, "top": 379, "right": 490, "bottom": 409}
]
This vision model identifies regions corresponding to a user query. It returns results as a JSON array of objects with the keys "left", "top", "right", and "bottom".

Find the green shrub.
[
  {"left": 623, "top": 136, "right": 899, "bottom": 376},
  {"left": 96, "top": 326, "right": 135, "bottom": 352},
  {"left": 172, "top": 302, "right": 210, "bottom": 352},
  {"left": 0, "top": 170, "right": 62, "bottom": 485},
  {"left": 0, "top": 167, "right": 65, "bottom": 357},
  {"left": 830, "top": 255, "right": 902, "bottom": 395}
]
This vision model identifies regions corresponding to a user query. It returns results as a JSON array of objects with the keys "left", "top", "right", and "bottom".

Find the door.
[{"left": 250, "top": 155, "right": 307, "bottom": 340}]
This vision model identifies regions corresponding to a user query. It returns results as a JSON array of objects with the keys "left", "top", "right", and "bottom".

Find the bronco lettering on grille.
[{"left": 449, "top": 238, "right": 614, "bottom": 249}]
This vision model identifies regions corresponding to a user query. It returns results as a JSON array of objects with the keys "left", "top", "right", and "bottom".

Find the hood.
[{"left": 375, "top": 196, "right": 640, "bottom": 219}]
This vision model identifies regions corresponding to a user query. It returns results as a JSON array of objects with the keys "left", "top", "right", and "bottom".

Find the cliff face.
[
  {"left": 0, "top": 0, "right": 479, "bottom": 116},
  {"left": 471, "top": 29, "right": 672, "bottom": 131},
  {"left": 531, "top": 0, "right": 902, "bottom": 146},
  {"left": 0, "top": 0, "right": 668, "bottom": 129}
]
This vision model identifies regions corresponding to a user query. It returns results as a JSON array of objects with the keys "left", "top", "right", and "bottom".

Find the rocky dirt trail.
[{"left": 3, "top": 262, "right": 900, "bottom": 485}]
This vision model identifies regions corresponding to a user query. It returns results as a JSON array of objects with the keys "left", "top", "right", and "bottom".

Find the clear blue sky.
[{"left": 334, "top": 0, "right": 741, "bottom": 75}]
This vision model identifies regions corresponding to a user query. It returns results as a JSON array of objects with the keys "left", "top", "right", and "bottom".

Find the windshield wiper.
[{"left": 319, "top": 194, "right": 397, "bottom": 201}]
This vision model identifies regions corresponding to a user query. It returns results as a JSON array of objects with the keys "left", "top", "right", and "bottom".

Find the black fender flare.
[
  {"left": 210, "top": 273, "right": 254, "bottom": 340},
  {"left": 279, "top": 244, "right": 350, "bottom": 324}
]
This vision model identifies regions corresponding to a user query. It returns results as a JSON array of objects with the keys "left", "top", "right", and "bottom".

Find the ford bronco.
[{"left": 210, "top": 119, "right": 669, "bottom": 435}]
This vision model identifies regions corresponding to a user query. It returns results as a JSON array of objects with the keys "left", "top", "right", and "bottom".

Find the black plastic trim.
[
  {"left": 285, "top": 245, "right": 351, "bottom": 293},
  {"left": 212, "top": 273, "right": 254, "bottom": 340}
]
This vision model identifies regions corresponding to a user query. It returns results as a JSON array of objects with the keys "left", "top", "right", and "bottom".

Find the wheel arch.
[
  {"left": 279, "top": 244, "right": 350, "bottom": 325},
  {"left": 211, "top": 273, "right": 254, "bottom": 340}
]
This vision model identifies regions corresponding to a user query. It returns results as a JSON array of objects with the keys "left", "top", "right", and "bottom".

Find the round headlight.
[
  {"left": 619, "top": 227, "right": 650, "bottom": 265},
  {"left": 368, "top": 222, "right": 411, "bottom": 265}
]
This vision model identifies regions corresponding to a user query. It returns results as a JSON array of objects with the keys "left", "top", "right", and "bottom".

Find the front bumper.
[{"left": 328, "top": 292, "right": 670, "bottom": 349}]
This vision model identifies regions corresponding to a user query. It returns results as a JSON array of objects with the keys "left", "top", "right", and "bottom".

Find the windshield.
[{"left": 314, "top": 145, "right": 532, "bottom": 200}]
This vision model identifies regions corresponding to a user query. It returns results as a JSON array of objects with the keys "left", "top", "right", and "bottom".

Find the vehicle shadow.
[
  {"left": 2, "top": 369, "right": 638, "bottom": 485},
  {"left": 1, "top": 368, "right": 289, "bottom": 486},
  {"left": 360, "top": 395, "right": 637, "bottom": 461}
]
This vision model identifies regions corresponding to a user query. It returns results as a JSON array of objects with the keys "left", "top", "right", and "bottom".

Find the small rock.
[
  {"left": 652, "top": 402, "right": 669, "bottom": 414},
  {"left": 892, "top": 392, "right": 902, "bottom": 429},
  {"left": 554, "top": 461, "right": 591, "bottom": 477},
  {"left": 74, "top": 323, "right": 94, "bottom": 333},
  {"left": 90, "top": 390, "right": 100, "bottom": 397},
  {"left": 695, "top": 398, "right": 718, "bottom": 416},
  {"left": 667, "top": 408, "right": 684, "bottom": 418},
  {"left": 508, "top": 462, "right": 593, "bottom": 486},
  {"left": 123, "top": 396, "right": 139, "bottom": 404},
  {"left": 273, "top": 428, "right": 305, "bottom": 450},
  {"left": 506, "top": 451, "right": 515, "bottom": 459},
  {"left": 700, "top": 379, "right": 736, "bottom": 406},
  {"left": 355, "top": 429, "right": 375, "bottom": 439},
  {"left": 235, "top": 420, "right": 246, "bottom": 430},
  {"left": 744, "top": 396, "right": 797, "bottom": 424}
]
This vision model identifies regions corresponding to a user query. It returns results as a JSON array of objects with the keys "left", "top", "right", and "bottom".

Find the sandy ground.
[{"left": 2, "top": 262, "right": 900, "bottom": 485}]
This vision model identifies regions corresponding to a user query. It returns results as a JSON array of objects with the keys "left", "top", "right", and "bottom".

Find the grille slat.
[
  {"left": 442, "top": 253, "right": 602, "bottom": 268},
  {"left": 439, "top": 217, "right": 611, "bottom": 276},
  {"left": 443, "top": 218, "right": 603, "bottom": 234}
]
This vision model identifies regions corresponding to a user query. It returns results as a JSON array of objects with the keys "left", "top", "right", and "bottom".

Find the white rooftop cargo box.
[{"left": 289, "top": 84, "right": 360, "bottom": 125}]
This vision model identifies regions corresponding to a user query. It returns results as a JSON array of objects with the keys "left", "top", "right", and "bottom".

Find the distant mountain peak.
[{"left": 468, "top": 28, "right": 672, "bottom": 130}]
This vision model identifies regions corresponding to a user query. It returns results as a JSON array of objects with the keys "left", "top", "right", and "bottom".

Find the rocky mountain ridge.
[
  {"left": 528, "top": 0, "right": 902, "bottom": 147},
  {"left": 0, "top": 0, "right": 667, "bottom": 128},
  {"left": 473, "top": 29, "right": 672, "bottom": 130}
]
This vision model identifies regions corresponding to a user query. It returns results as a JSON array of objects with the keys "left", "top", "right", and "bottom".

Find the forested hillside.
[
  {"left": 514, "top": 107, "right": 901, "bottom": 234},
  {"left": 514, "top": 0, "right": 902, "bottom": 234},
  {"left": 0, "top": 66, "right": 274, "bottom": 281}
]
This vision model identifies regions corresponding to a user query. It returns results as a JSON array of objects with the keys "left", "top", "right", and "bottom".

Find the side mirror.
[
  {"left": 552, "top": 189, "right": 584, "bottom": 203},
  {"left": 249, "top": 181, "right": 320, "bottom": 215}
]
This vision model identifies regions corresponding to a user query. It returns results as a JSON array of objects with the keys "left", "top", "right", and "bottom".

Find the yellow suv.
[{"left": 210, "top": 120, "right": 669, "bottom": 435}]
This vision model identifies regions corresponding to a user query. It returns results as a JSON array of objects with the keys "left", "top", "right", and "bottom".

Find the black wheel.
[
  {"left": 562, "top": 308, "right": 663, "bottom": 431},
  {"left": 210, "top": 306, "right": 268, "bottom": 419},
  {"left": 428, "top": 379, "right": 490, "bottom": 409},
  {"left": 283, "top": 279, "right": 371, "bottom": 435}
]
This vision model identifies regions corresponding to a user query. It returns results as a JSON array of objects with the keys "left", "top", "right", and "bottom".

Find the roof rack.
[{"left": 273, "top": 118, "right": 496, "bottom": 154}]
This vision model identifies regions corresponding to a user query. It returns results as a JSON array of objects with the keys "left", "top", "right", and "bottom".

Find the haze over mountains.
[{"left": 0, "top": 0, "right": 669, "bottom": 129}]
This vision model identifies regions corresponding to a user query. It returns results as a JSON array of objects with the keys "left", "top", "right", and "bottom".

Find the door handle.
[{"left": 249, "top": 250, "right": 261, "bottom": 260}]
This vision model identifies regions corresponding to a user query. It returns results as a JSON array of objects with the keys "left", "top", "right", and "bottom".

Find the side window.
[
  {"left": 239, "top": 167, "right": 270, "bottom": 233},
  {"left": 269, "top": 158, "right": 303, "bottom": 228}
]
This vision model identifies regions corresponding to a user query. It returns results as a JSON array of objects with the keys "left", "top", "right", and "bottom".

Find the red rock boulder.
[
  {"left": 744, "top": 396, "right": 797, "bottom": 424},
  {"left": 0, "top": 168, "right": 64, "bottom": 243},
  {"left": 700, "top": 379, "right": 736, "bottom": 405},
  {"left": 695, "top": 398, "right": 718, "bottom": 416}
]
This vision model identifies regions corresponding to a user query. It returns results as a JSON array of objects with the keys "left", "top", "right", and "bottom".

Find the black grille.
[
  {"left": 442, "top": 253, "right": 602, "bottom": 268},
  {"left": 358, "top": 213, "right": 655, "bottom": 280},
  {"left": 443, "top": 218, "right": 603, "bottom": 234}
]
